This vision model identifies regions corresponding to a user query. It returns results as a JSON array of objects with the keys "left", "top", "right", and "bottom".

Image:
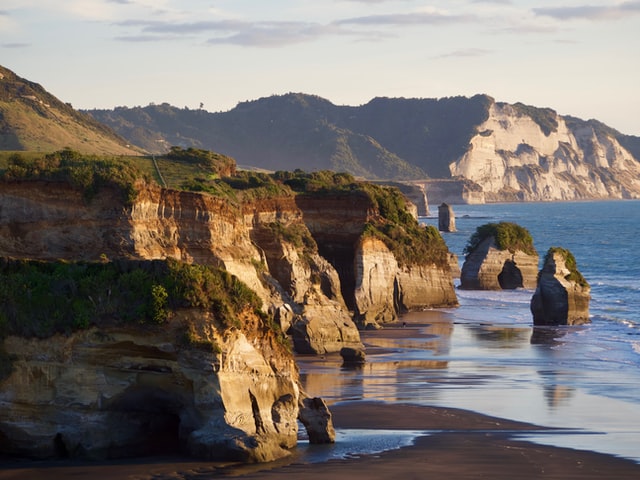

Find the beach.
[
  {"left": 2, "top": 401, "right": 639, "bottom": 479},
  {"left": 3, "top": 314, "right": 640, "bottom": 479}
]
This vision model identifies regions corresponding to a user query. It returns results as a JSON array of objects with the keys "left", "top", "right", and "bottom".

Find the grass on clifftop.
[
  {"left": 464, "top": 222, "right": 537, "bottom": 257},
  {"left": 0, "top": 148, "right": 149, "bottom": 204},
  {"left": 0, "top": 258, "right": 265, "bottom": 342}
]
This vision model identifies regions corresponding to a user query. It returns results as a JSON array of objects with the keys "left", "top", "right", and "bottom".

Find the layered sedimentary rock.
[
  {"left": 450, "top": 102, "right": 640, "bottom": 202},
  {"left": 354, "top": 237, "right": 457, "bottom": 328},
  {"left": 460, "top": 237, "right": 539, "bottom": 290},
  {"left": 0, "top": 182, "right": 361, "bottom": 355},
  {"left": 531, "top": 249, "right": 591, "bottom": 326},
  {"left": 0, "top": 179, "right": 458, "bottom": 460},
  {"left": 0, "top": 312, "right": 301, "bottom": 461},
  {"left": 295, "top": 192, "right": 457, "bottom": 329}
]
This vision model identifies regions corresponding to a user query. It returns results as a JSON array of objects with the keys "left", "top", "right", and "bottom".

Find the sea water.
[
  {"left": 420, "top": 200, "right": 640, "bottom": 462},
  {"left": 300, "top": 200, "right": 640, "bottom": 463}
]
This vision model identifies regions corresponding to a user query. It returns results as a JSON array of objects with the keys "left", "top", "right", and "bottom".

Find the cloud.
[
  {"left": 336, "top": 11, "right": 476, "bottom": 26},
  {"left": 434, "top": 47, "right": 492, "bottom": 59},
  {"left": 534, "top": 1, "right": 640, "bottom": 21},
  {"left": 2, "top": 42, "right": 30, "bottom": 48}
]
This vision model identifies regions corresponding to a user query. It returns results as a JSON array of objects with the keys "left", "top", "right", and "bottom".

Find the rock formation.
[
  {"left": 460, "top": 223, "right": 538, "bottom": 290},
  {"left": 0, "top": 182, "right": 361, "bottom": 356},
  {"left": 450, "top": 101, "right": 640, "bottom": 202},
  {"left": 0, "top": 175, "right": 459, "bottom": 461},
  {"left": 0, "top": 311, "right": 301, "bottom": 461},
  {"left": 438, "top": 203, "right": 456, "bottom": 232},
  {"left": 531, "top": 247, "right": 591, "bottom": 326}
]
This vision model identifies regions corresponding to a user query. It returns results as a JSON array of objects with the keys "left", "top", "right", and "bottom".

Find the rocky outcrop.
[
  {"left": 0, "top": 182, "right": 361, "bottom": 355},
  {"left": 531, "top": 248, "right": 591, "bottom": 326},
  {"left": 461, "top": 237, "right": 539, "bottom": 290},
  {"left": 0, "top": 311, "right": 302, "bottom": 462},
  {"left": 354, "top": 236, "right": 458, "bottom": 328},
  {"left": 450, "top": 102, "right": 640, "bottom": 202},
  {"left": 438, "top": 203, "right": 456, "bottom": 232},
  {"left": 353, "top": 237, "right": 399, "bottom": 328}
]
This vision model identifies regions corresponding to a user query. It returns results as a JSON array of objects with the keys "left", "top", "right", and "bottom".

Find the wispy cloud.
[
  {"left": 115, "top": 18, "right": 350, "bottom": 46},
  {"left": 434, "top": 47, "right": 492, "bottom": 59},
  {"left": 534, "top": 1, "right": 640, "bottom": 21},
  {"left": 335, "top": 11, "right": 476, "bottom": 26},
  {"left": 2, "top": 42, "right": 30, "bottom": 48}
]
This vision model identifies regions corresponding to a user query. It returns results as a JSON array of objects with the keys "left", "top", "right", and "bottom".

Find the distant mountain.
[
  {"left": 87, "top": 92, "right": 640, "bottom": 201},
  {"left": 0, "top": 65, "right": 141, "bottom": 155}
]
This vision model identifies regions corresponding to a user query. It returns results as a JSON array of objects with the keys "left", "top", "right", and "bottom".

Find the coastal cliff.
[
  {"left": 450, "top": 102, "right": 640, "bottom": 202},
  {"left": 0, "top": 168, "right": 458, "bottom": 460},
  {"left": 0, "top": 310, "right": 299, "bottom": 461}
]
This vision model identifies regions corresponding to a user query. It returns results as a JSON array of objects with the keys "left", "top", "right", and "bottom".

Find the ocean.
[{"left": 299, "top": 199, "right": 640, "bottom": 463}]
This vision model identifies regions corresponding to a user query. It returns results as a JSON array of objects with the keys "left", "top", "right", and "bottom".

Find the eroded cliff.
[
  {"left": 0, "top": 175, "right": 458, "bottom": 460},
  {"left": 450, "top": 101, "right": 640, "bottom": 202}
]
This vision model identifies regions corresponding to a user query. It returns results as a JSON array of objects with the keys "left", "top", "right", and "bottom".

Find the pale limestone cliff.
[
  {"left": 450, "top": 102, "right": 640, "bottom": 202},
  {"left": 0, "top": 311, "right": 300, "bottom": 461},
  {"left": 531, "top": 249, "right": 591, "bottom": 326},
  {"left": 354, "top": 237, "right": 457, "bottom": 328},
  {"left": 354, "top": 237, "right": 398, "bottom": 328},
  {"left": 460, "top": 237, "right": 539, "bottom": 290}
]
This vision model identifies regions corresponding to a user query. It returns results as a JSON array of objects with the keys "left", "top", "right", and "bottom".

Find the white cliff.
[{"left": 450, "top": 102, "right": 640, "bottom": 201}]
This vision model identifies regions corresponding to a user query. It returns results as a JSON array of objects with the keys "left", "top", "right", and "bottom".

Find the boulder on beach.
[
  {"left": 460, "top": 222, "right": 538, "bottom": 290},
  {"left": 531, "top": 247, "right": 591, "bottom": 326}
]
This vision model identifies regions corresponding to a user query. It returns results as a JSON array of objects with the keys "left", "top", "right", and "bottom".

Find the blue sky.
[{"left": 1, "top": 1, "right": 639, "bottom": 135}]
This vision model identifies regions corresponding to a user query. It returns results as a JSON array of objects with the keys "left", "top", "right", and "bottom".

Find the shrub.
[
  {"left": 0, "top": 148, "right": 145, "bottom": 204},
  {"left": 464, "top": 222, "right": 537, "bottom": 257},
  {"left": 0, "top": 258, "right": 263, "bottom": 339},
  {"left": 545, "top": 247, "right": 589, "bottom": 287}
]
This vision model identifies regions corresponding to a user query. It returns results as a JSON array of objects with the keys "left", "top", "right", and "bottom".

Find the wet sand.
[
  {"left": 2, "top": 401, "right": 639, "bottom": 479},
  {"left": 2, "top": 315, "right": 640, "bottom": 479}
]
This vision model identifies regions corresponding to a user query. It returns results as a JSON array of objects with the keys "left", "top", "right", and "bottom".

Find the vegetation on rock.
[
  {"left": 464, "top": 222, "right": 537, "bottom": 257},
  {"left": 544, "top": 247, "right": 589, "bottom": 287},
  {"left": 166, "top": 146, "right": 236, "bottom": 177},
  {"left": 0, "top": 258, "right": 264, "bottom": 340},
  {"left": 511, "top": 102, "right": 559, "bottom": 136},
  {"left": 0, "top": 148, "right": 147, "bottom": 204}
]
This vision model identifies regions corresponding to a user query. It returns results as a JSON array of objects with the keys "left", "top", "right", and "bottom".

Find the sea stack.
[
  {"left": 460, "top": 222, "right": 538, "bottom": 290},
  {"left": 531, "top": 247, "right": 591, "bottom": 326},
  {"left": 438, "top": 203, "right": 456, "bottom": 232}
]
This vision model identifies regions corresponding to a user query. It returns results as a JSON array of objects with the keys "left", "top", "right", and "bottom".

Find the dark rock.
[
  {"left": 298, "top": 397, "right": 335, "bottom": 444},
  {"left": 340, "top": 346, "right": 366, "bottom": 365},
  {"left": 531, "top": 248, "right": 590, "bottom": 326},
  {"left": 438, "top": 203, "right": 456, "bottom": 232}
]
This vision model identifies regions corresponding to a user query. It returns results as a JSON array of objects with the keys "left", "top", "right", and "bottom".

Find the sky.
[{"left": 1, "top": 0, "right": 639, "bottom": 135}]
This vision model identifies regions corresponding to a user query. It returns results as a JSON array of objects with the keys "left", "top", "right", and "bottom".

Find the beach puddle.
[{"left": 297, "top": 428, "right": 427, "bottom": 462}]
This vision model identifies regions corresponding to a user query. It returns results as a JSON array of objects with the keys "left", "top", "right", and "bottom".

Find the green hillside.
[
  {"left": 0, "top": 65, "right": 142, "bottom": 155},
  {"left": 89, "top": 93, "right": 495, "bottom": 180}
]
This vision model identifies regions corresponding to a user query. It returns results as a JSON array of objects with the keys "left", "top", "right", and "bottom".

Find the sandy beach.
[
  {"left": 2, "top": 400, "right": 639, "bottom": 479},
  {"left": 3, "top": 313, "right": 640, "bottom": 479}
]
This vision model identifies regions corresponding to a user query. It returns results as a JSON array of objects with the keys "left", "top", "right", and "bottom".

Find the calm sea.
[
  {"left": 422, "top": 200, "right": 640, "bottom": 461},
  {"left": 300, "top": 200, "right": 640, "bottom": 463}
]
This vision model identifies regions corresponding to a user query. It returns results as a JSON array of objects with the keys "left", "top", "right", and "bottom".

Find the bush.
[
  {"left": 0, "top": 148, "right": 145, "bottom": 204},
  {"left": 0, "top": 258, "right": 263, "bottom": 339},
  {"left": 464, "top": 222, "right": 537, "bottom": 256},
  {"left": 544, "top": 247, "right": 589, "bottom": 287}
]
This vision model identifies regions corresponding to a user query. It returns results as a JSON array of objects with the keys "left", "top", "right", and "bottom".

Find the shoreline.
[{"left": 2, "top": 401, "right": 639, "bottom": 479}]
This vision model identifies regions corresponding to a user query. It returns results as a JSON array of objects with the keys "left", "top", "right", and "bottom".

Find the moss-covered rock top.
[
  {"left": 544, "top": 246, "right": 589, "bottom": 287},
  {"left": 0, "top": 258, "right": 270, "bottom": 343},
  {"left": 464, "top": 222, "right": 537, "bottom": 257}
]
